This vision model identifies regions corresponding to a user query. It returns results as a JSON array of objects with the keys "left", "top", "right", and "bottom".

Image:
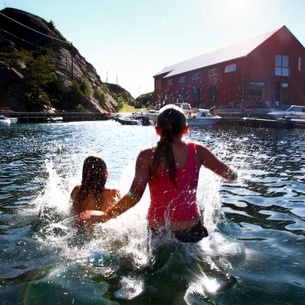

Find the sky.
[{"left": 1, "top": 0, "right": 305, "bottom": 98}]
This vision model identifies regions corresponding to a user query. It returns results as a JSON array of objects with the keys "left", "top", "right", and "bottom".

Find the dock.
[
  {"left": 1, "top": 108, "right": 305, "bottom": 129},
  {"left": 0, "top": 111, "right": 116, "bottom": 123}
]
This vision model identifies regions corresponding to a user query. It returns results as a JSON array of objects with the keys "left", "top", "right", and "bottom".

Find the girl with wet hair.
[
  {"left": 79, "top": 106, "right": 237, "bottom": 243},
  {"left": 70, "top": 156, "right": 120, "bottom": 215}
]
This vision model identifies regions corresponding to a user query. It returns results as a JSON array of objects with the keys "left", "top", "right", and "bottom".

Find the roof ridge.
[{"left": 154, "top": 26, "right": 283, "bottom": 77}]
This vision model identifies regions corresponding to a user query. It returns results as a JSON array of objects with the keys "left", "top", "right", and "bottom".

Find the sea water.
[{"left": 0, "top": 121, "right": 305, "bottom": 305}]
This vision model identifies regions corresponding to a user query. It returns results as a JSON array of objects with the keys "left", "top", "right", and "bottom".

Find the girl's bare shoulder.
[
  {"left": 192, "top": 141, "right": 214, "bottom": 163},
  {"left": 138, "top": 146, "right": 155, "bottom": 159}
]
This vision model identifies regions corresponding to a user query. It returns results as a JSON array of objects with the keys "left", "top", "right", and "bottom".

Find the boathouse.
[{"left": 153, "top": 26, "right": 305, "bottom": 110}]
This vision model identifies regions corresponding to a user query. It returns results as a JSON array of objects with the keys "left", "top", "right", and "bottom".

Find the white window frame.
[
  {"left": 209, "top": 68, "right": 218, "bottom": 77},
  {"left": 192, "top": 73, "right": 200, "bottom": 80},
  {"left": 179, "top": 76, "right": 186, "bottom": 83}
]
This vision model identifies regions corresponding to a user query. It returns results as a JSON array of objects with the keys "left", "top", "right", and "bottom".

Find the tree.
[{"left": 24, "top": 54, "right": 56, "bottom": 108}]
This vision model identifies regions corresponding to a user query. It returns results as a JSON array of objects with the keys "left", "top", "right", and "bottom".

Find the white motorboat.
[
  {"left": 134, "top": 109, "right": 159, "bottom": 124},
  {"left": 186, "top": 109, "right": 221, "bottom": 127},
  {"left": 46, "top": 116, "right": 63, "bottom": 123},
  {"left": 267, "top": 105, "right": 305, "bottom": 119},
  {"left": 8, "top": 117, "right": 18, "bottom": 123},
  {"left": 114, "top": 113, "right": 153, "bottom": 126},
  {"left": 0, "top": 115, "right": 11, "bottom": 126}
]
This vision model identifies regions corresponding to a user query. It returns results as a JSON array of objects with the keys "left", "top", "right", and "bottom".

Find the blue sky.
[{"left": 2, "top": 0, "right": 305, "bottom": 98}]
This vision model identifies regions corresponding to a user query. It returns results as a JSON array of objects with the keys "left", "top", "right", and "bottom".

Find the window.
[
  {"left": 248, "top": 82, "right": 264, "bottom": 100},
  {"left": 168, "top": 79, "right": 173, "bottom": 85},
  {"left": 275, "top": 55, "right": 290, "bottom": 76},
  {"left": 224, "top": 64, "right": 236, "bottom": 73},
  {"left": 192, "top": 88, "right": 200, "bottom": 107},
  {"left": 298, "top": 57, "right": 302, "bottom": 71},
  {"left": 208, "top": 86, "right": 217, "bottom": 104},
  {"left": 192, "top": 73, "right": 200, "bottom": 80},
  {"left": 156, "top": 80, "right": 161, "bottom": 89},
  {"left": 209, "top": 68, "right": 218, "bottom": 77},
  {"left": 179, "top": 76, "right": 186, "bottom": 83},
  {"left": 275, "top": 82, "right": 289, "bottom": 104}
]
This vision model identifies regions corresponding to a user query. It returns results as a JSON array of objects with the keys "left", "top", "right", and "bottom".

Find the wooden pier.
[{"left": 1, "top": 111, "right": 116, "bottom": 123}]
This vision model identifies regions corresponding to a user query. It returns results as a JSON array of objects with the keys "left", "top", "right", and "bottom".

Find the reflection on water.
[{"left": 1, "top": 122, "right": 305, "bottom": 304}]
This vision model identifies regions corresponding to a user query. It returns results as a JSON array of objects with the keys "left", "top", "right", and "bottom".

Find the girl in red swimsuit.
[{"left": 79, "top": 105, "right": 237, "bottom": 243}]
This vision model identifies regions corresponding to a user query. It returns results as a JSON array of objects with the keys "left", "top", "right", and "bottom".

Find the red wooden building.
[{"left": 153, "top": 26, "right": 305, "bottom": 110}]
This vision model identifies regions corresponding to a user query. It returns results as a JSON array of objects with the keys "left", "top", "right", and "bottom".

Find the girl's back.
[{"left": 71, "top": 186, "right": 120, "bottom": 215}]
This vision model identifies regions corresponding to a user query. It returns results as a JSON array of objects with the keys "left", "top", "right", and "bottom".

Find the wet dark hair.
[
  {"left": 153, "top": 105, "right": 186, "bottom": 185},
  {"left": 77, "top": 156, "right": 108, "bottom": 201}
]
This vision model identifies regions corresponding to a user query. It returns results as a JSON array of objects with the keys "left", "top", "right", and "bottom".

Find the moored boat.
[
  {"left": 8, "top": 117, "right": 18, "bottom": 123},
  {"left": 241, "top": 117, "right": 293, "bottom": 128},
  {"left": 290, "top": 118, "right": 305, "bottom": 128},
  {"left": 0, "top": 115, "right": 11, "bottom": 126},
  {"left": 114, "top": 113, "right": 153, "bottom": 126},
  {"left": 46, "top": 116, "right": 63, "bottom": 123},
  {"left": 186, "top": 108, "right": 221, "bottom": 127},
  {"left": 134, "top": 109, "right": 159, "bottom": 124}
]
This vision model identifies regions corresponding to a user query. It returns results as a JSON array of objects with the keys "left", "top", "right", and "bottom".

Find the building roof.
[{"left": 154, "top": 26, "right": 283, "bottom": 78}]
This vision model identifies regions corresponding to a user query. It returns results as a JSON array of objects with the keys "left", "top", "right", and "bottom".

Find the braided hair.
[{"left": 153, "top": 105, "right": 186, "bottom": 186}]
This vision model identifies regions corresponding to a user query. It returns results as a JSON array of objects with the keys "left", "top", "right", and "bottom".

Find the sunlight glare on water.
[
  {"left": 29, "top": 143, "right": 243, "bottom": 303},
  {"left": 2, "top": 122, "right": 305, "bottom": 304}
]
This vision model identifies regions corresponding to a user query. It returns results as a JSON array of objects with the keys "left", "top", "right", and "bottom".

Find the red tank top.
[{"left": 147, "top": 142, "right": 201, "bottom": 223}]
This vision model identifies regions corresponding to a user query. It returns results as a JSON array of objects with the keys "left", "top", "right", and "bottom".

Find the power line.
[
  {"left": 0, "top": 27, "right": 42, "bottom": 48},
  {"left": 0, "top": 11, "right": 69, "bottom": 44}
]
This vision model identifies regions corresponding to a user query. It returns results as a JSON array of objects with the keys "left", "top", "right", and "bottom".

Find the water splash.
[{"left": 29, "top": 157, "right": 243, "bottom": 303}]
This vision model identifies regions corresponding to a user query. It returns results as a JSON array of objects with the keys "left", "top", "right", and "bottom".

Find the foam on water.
[{"left": 25, "top": 156, "right": 245, "bottom": 302}]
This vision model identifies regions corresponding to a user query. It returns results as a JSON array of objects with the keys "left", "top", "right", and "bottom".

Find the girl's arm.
[
  {"left": 197, "top": 144, "right": 237, "bottom": 181},
  {"left": 78, "top": 149, "right": 151, "bottom": 224}
]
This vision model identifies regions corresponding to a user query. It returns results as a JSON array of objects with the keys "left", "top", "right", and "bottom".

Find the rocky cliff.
[{"left": 0, "top": 8, "right": 135, "bottom": 112}]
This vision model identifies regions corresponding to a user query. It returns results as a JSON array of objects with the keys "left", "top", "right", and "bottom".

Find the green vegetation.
[
  {"left": 1, "top": 48, "right": 58, "bottom": 110},
  {"left": 24, "top": 54, "right": 56, "bottom": 109},
  {"left": 1, "top": 43, "right": 142, "bottom": 112},
  {"left": 119, "top": 102, "right": 136, "bottom": 112},
  {"left": 94, "top": 87, "right": 106, "bottom": 106},
  {"left": 136, "top": 91, "right": 155, "bottom": 109}
]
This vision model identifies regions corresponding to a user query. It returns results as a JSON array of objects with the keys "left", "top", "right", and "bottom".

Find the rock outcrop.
[{"left": 0, "top": 8, "right": 134, "bottom": 112}]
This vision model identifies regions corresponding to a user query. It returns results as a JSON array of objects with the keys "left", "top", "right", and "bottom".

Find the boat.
[
  {"left": 0, "top": 115, "right": 11, "bottom": 126},
  {"left": 114, "top": 114, "right": 153, "bottom": 126},
  {"left": 267, "top": 105, "right": 305, "bottom": 119},
  {"left": 134, "top": 109, "right": 159, "bottom": 124},
  {"left": 46, "top": 116, "right": 63, "bottom": 123},
  {"left": 8, "top": 117, "right": 18, "bottom": 123},
  {"left": 290, "top": 118, "right": 305, "bottom": 128},
  {"left": 186, "top": 109, "right": 221, "bottom": 127},
  {"left": 241, "top": 117, "right": 293, "bottom": 128},
  {"left": 241, "top": 116, "right": 305, "bottom": 129}
]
